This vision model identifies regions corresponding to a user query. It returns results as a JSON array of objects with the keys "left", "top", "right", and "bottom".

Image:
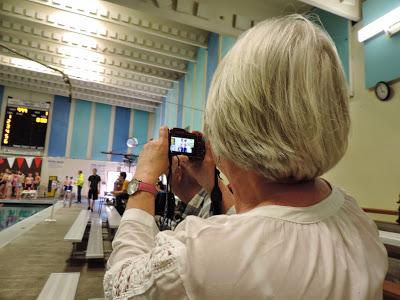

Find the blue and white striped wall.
[
  {"left": 153, "top": 19, "right": 352, "bottom": 137},
  {"left": 153, "top": 33, "right": 237, "bottom": 137},
  {"left": 47, "top": 95, "right": 152, "bottom": 161}
]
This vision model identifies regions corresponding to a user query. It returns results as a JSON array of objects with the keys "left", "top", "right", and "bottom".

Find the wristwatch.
[{"left": 127, "top": 178, "right": 158, "bottom": 196}]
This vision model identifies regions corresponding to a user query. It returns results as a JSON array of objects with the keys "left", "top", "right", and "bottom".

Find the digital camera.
[{"left": 169, "top": 128, "right": 205, "bottom": 161}]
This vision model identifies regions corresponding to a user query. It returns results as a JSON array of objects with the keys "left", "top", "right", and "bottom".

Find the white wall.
[{"left": 324, "top": 22, "right": 400, "bottom": 222}]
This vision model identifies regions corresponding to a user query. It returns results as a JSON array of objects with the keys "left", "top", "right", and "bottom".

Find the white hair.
[{"left": 204, "top": 14, "right": 350, "bottom": 182}]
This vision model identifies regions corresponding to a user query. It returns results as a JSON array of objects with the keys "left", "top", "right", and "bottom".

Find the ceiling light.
[{"left": 358, "top": 6, "right": 400, "bottom": 42}]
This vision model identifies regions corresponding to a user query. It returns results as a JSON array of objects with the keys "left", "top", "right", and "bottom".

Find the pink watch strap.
[{"left": 138, "top": 181, "right": 158, "bottom": 196}]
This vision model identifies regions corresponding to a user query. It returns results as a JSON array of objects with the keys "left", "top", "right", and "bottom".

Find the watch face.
[
  {"left": 127, "top": 179, "right": 139, "bottom": 195},
  {"left": 375, "top": 82, "right": 390, "bottom": 101}
]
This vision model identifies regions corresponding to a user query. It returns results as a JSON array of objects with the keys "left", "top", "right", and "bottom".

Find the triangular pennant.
[
  {"left": 16, "top": 157, "right": 25, "bottom": 169},
  {"left": 25, "top": 157, "right": 34, "bottom": 168},
  {"left": 7, "top": 157, "right": 15, "bottom": 168},
  {"left": 0, "top": 157, "right": 5, "bottom": 165},
  {"left": 33, "top": 157, "right": 42, "bottom": 168}
]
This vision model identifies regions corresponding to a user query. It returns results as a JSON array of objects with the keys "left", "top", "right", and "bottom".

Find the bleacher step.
[{"left": 37, "top": 272, "right": 80, "bottom": 300}]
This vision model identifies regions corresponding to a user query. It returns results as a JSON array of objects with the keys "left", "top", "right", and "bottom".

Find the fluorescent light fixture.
[
  {"left": 358, "top": 6, "right": 400, "bottom": 42},
  {"left": 386, "top": 21, "right": 400, "bottom": 36}
]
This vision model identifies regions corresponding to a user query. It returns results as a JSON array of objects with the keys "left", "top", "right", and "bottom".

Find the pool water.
[{"left": 0, "top": 205, "right": 49, "bottom": 231}]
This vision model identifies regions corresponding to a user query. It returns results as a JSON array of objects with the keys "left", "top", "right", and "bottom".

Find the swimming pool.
[{"left": 0, "top": 205, "right": 50, "bottom": 231}]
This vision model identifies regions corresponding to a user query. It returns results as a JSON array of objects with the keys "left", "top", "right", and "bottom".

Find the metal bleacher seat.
[
  {"left": 379, "top": 230, "right": 400, "bottom": 247},
  {"left": 86, "top": 214, "right": 104, "bottom": 259},
  {"left": 37, "top": 273, "right": 80, "bottom": 300},
  {"left": 64, "top": 210, "right": 92, "bottom": 242}
]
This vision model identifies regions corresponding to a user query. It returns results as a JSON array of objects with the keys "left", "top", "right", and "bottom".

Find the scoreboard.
[{"left": 2, "top": 98, "right": 49, "bottom": 150}]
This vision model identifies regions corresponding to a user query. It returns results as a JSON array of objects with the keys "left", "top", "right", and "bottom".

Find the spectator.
[
  {"left": 112, "top": 172, "right": 128, "bottom": 215},
  {"left": 33, "top": 172, "right": 41, "bottom": 190},
  {"left": 88, "top": 168, "right": 101, "bottom": 212},
  {"left": 105, "top": 15, "right": 387, "bottom": 299},
  {"left": 24, "top": 173, "right": 34, "bottom": 190},
  {"left": 75, "top": 170, "right": 84, "bottom": 203},
  {"left": 15, "top": 171, "right": 24, "bottom": 200}
]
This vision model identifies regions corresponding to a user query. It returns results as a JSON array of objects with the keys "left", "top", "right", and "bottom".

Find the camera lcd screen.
[{"left": 170, "top": 136, "right": 195, "bottom": 154}]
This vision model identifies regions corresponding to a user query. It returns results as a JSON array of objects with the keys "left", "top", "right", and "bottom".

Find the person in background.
[
  {"left": 15, "top": 171, "right": 24, "bottom": 200},
  {"left": 24, "top": 173, "right": 34, "bottom": 190},
  {"left": 63, "top": 176, "right": 73, "bottom": 207},
  {"left": 88, "top": 168, "right": 101, "bottom": 212},
  {"left": 11, "top": 170, "right": 17, "bottom": 197},
  {"left": 4, "top": 170, "right": 13, "bottom": 198},
  {"left": 33, "top": 172, "right": 41, "bottom": 190},
  {"left": 0, "top": 169, "right": 9, "bottom": 197},
  {"left": 75, "top": 170, "right": 84, "bottom": 203},
  {"left": 105, "top": 15, "right": 387, "bottom": 299},
  {"left": 113, "top": 172, "right": 129, "bottom": 215},
  {"left": 63, "top": 176, "right": 69, "bottom": 194}
]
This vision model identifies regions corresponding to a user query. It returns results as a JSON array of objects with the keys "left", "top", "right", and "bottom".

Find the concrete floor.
[{"left": 0, "top": 201, "right": 108, "bottom": 300}]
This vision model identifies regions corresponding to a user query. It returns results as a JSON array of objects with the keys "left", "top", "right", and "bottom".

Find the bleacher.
[
  {"left": 63, "top": 200, "right": 122, "bottom": 264},
  {"left": 37, "top": 273, "right": 80, "bottom": 300}
]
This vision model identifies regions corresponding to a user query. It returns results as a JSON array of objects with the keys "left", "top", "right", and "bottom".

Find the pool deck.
[{"left": 0, "top": 200, "right": 109, "bottom": 300}]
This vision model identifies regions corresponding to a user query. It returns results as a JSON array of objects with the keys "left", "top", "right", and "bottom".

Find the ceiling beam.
[
  {"left": 0, "top": 56, "right": 163, "bottom": 103},
  {"left": 27, "top": 0, "right": 208, "bottom": 48},
  {"left": 298, "top": 0, "right": 361, "bottom": 21},
  {"left": 0, "top": 33, "right": 170, "bottom": 97},
  {"left": 0, "top": 74, "right": 157, "bottom": 111},
  {"left": 0, "top": 12, "right": 189, "bottom": 74},
  {"left": 0, "top": 68, "right": 160, "bottom": 109},
  {"left": 0, "top": 19, "right": 178, "bottom": 84},
  {"left": 1, "top": 61, "right": 166, "bottom": 100},
  {"left": 105, "top": 0, "right": 311, "bottom": 37},
  {"left": 0, "top": 42, "right": 167, "bottom": 100},
  {"left": 0, "top": 0, "right": 197, "bottom": 62}
]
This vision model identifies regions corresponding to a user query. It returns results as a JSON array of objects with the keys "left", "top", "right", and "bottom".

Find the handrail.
[{"left": 362, "top": 208, "right": 398, "bottom": 216}]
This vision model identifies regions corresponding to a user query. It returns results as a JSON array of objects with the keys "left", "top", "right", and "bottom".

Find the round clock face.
[{"left": 375, "top": 81, "right": 390, "bottom": 101}]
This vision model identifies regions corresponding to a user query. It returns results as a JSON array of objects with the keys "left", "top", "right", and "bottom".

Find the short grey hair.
[{"left": 204, "top": 14, "right": 350, "bottom": 182}]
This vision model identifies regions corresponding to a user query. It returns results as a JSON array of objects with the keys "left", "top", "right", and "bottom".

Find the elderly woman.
[{"left": 104, "top": 15, "right": 387, "bottom": 299}]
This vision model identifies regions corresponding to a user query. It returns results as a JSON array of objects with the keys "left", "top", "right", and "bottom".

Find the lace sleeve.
[{"left": 104, "top": 233, "right": 188, "bottom": 299}]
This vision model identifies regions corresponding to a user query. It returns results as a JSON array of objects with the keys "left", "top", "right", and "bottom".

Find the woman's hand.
[
  {"left": 179, "top": 137, "right": 216, "bottom": 194},
  {"left": 134, "top": 126, "right": 169, "bottom": 183}
]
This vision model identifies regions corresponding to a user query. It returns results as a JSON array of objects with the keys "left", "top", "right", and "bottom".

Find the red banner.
[
  {"left": 0, "top": 158, "right": 5, "bottom": 165},
  {"left": 16, "top": 157, "right": 25, "bottom": 169},
  {"left": 33, "top": 157, "right": 42, "bottom": 168}
]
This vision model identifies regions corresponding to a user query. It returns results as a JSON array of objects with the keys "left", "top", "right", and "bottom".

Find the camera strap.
[{"left": 210, "top": 168, "right": 223, "bottom": 215}]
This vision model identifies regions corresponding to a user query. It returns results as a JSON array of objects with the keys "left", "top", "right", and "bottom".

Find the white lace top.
[{"left": 104, "top": 186, "right": 388, "bottom": 300}]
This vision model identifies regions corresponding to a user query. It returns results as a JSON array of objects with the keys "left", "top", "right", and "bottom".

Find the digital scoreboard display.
[{"left": 2, "top": 101, "right": 49, "bottom": 150}]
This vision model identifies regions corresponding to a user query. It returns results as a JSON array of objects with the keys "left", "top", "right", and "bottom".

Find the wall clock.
[{"left": 374, "top": 81, "right": 391, "bottom": 101}]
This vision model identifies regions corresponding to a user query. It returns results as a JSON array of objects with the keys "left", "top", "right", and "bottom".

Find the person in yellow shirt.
[
  {"left": 75, "top": 170, "right": 84, "bottom": 203},
  {"left": 113, "top": 172, "right": 129, "bottom": 215}
]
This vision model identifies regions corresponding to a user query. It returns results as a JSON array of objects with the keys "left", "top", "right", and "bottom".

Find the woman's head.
[{"left": 204, "top": 14, "right": 350, "bottom": 182}]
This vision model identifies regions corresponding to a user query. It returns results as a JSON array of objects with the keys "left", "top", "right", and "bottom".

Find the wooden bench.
[
  {"left": 64, "top": 210, "right": 91, "bottom": 242},
  {"left": 86, "top": 214, "right": 104, "bottom": 259},
  {"left": 105, "top": 206, "right": 121, "bottom": 229},
  {"left": 37, "top": 273, "right": 80, "bottom": 300}
]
